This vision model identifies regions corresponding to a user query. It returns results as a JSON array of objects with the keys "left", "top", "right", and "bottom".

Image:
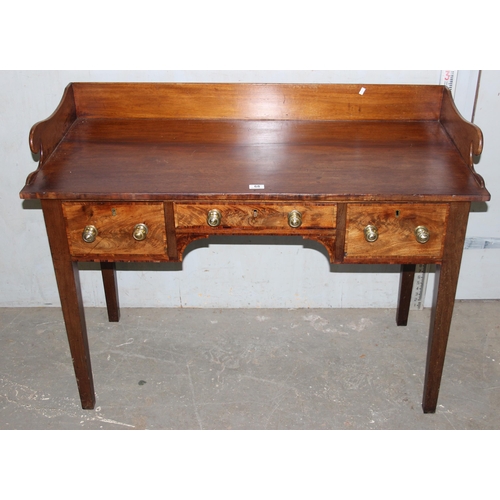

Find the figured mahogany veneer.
[
  {"left": 20, "top": 83, "right": 490, "bottom": 414},
  {"left": 344, "top": 203, "right": 449, "bottom": 262},
  {"left": 175, "top": 202, "right": 337, "bottom": 230},
  {"left": 62, "top": 202, "right": 168, "bottom": 261}
]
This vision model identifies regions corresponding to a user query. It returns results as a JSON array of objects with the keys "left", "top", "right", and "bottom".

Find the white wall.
[
  {"left": 456, "top": 70, "right": 500, "bottom": 300},
  {"left": 1, "top": 70, "right": 497, "bottom": 308}
]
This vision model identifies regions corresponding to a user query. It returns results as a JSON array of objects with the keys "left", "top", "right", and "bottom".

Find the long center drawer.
[{"left": 174, "top": 202, "right": 337, "bottom": 231}]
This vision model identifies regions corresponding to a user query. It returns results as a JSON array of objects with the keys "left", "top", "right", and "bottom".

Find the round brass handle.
[
  {"left": 82, "top": 225, "right": 98, "bottom": 243},
  {"left": 288, "top": 210, "right": 302, "bottom": 228},
  {"left": 415, "top": 225, "right": 430, "bottom": 244},
  {"left": 207, "top": 209, "right": 222, "bottom": 227},
  {"left": 364, "top": 225, "right": 378, "bottom": 242},
  {"left": 133, "top": 223, "right": 148, "bottom": 241}
]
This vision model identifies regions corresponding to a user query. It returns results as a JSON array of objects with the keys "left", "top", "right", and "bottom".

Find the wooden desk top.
[{"left": 20, "top": 83, "right": 490, "bottom": 203}]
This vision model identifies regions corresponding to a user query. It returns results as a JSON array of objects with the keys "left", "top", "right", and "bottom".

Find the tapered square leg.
[
  {"left": 41, "top": 200, "right": 95, "bottom": 409},
  {"left": 101, "top": 262, "right": 120, "bottom": 322},
  {"left": 396, "top": 264, "right": 416, "bottom": 326},
  {"left": 422, "top": 202, "right": 470, "bottom": 413}
]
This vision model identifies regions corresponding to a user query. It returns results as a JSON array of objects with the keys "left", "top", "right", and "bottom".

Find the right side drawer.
[{"left": 344, "top": 203, "right": 450, "bottom": 262}]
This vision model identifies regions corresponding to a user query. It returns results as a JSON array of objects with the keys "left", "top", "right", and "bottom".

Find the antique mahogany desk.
[{"left": 20, "top": 83, "right": 490, "bottom": 413}]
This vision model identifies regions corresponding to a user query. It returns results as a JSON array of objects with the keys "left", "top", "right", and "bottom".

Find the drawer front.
[
  {"left": 175, "top": 203, "right": 337, "bottom": 231},
  {"left": 344, "top": 203, "right": 449, "bottom": 261},
  {"left": 62, "top": 202, "right": 167, "bottom": 259}
]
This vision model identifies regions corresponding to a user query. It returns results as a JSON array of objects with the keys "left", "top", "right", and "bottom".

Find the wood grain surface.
[
  {"left": 344, "top": 203, "right": 449, "bottom": 262},
  {"left": 20, "top": 119, "right": 489, "bottom": 202},
  {"left": 62, "top": 202, "right": 168, "bottom": 261},
  {"left": 175, "top": 202, "right": 336, "bottom": 230},
  {"left": 71, "top": 83, "right": 444, "bottom": 121}
]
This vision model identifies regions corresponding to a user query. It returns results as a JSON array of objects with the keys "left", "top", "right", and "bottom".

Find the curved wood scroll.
[
  {"left": 468, "top": 141, "right": 486, "bottom": 188},
  {"left": 440, "top": 87, "right": 485, "bottom": 188},
  {"left": 24, "top": 84, "right": 77, "bottom": 187}
]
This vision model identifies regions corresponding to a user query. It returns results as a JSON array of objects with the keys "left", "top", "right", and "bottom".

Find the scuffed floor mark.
[
  {"left": 346, "top": 318, "right": 373, "bottom": 332},
  {"left": 116, "top": 338, "right": 134, "bottom": 347},
  {"left": 1, "top": 379, "right": 52, "bottom": 410},
  {"left": 80, "top": 417, "right": 135, "bottom": 428},
  {"left": 1, "top": 377, "right": 135, "bottom": 429},
  {"left": 256, "top": 316, "right": 270, "bottom": 322},
  {"left": 204, "top": 346, "right": 244, "bottom": 385},
  {"left": 186, "top": 362, "right": 203, "bottom": 430},
  {"left": 206, "top": 346, "right": 241, "bottom": 370},
  {"left": 302, "top": 314, "right": 330, "bottom": 331},
  {"left": 302, "top": 314, "right": 348, "bottom": 335},
  {"left": 263, "top": 367, "right": 301, "bottom": 429},
  {"left": 302, "top": 314, "right": 374, "bottom": 335},
  {"left": 437, "top": 405, "right": 457, "bottom": 430},
  {"left": 85, "top": 407, "right": 136, "bottom": 428}
]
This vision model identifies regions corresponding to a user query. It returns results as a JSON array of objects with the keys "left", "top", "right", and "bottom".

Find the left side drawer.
[{"left": 62, "top": 202, "right": 168, "bottom": 261}]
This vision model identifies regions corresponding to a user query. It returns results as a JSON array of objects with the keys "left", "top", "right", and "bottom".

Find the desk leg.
[
  {"left": 422, "top": 202, "right": 470, "bottom": 413},
  {"left": 41, "top": 200, "right": 95, "bottom": 410},
  {"left": 101, "top": 262, "right": 120, "bottom": 322},
  {"left": 396, "top": 264, "right": 416, "bottom": 326}
]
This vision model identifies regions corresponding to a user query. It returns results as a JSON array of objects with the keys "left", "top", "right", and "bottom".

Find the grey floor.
[{"left": 1, "top": 300, "right": 499, "bottom": 429}]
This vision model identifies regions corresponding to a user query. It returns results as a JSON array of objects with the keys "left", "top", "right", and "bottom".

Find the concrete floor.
[{"left": 1, "top": 300, "right": 499, "bottom": 429}]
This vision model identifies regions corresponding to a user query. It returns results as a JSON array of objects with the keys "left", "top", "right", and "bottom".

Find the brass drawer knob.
[
  {"left": 207, "top": 209, "right": 222, "bottom": 227},
  {"left": 133, "top": 223, "right": 148, "bottom": 241},
  {"left": 415, "top": 225, "right": 430, "bottom": 244},
  {"left": 364, "top": 224, "right": 378, "bottom": 242},
  {"left": 82, "top": 225, "right": 98, "bottom": 243},
  {"left": 288, "top": 210, "right": 302, "bottom": 228}
]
